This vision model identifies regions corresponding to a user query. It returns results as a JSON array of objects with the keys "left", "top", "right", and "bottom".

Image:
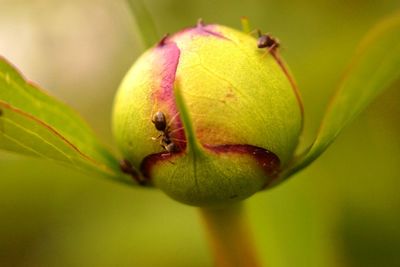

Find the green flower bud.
[{"left": 112, "top": 22, "right": 303, "bottom": 207}]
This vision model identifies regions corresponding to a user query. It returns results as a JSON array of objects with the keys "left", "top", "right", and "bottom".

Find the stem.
[{"left": 199, "top": 203, "right": 262, "bottom": 267}]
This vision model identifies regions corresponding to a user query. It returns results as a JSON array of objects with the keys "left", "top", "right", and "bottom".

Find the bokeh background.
[{"left": 1, "top": 0, "right": 400, "bottom": 266}]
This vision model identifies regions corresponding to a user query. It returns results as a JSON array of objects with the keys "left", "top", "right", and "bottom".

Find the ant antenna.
[
  {"left": 169, "top": 137, "right": 187, "bottom": 143},
  {"left": 168, "top": 126, "right": 184, "bottom": 135},
  {"left": 166, "top": 112, "right": 181, "bottom": 128}
]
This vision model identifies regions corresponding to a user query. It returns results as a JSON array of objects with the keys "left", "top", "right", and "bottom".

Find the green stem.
[{"left": 199, "top": 203, "right": 262, "bottom": 267}]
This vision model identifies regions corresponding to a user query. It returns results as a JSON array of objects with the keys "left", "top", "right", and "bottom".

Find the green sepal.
[{"left": 279, "top": 12, "right": 400, "bottom": 182}]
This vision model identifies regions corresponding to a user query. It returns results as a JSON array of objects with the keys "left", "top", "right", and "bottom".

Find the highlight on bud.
[{"left": 112, "top": 21, "right": 303, "bottom": 206}]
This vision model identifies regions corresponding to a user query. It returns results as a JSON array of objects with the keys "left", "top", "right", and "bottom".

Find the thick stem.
[{"left": 199, "top": 203, "right": 262, "bottom": 267}]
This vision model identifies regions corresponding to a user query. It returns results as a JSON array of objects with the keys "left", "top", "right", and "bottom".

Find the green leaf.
[
  {"left": 126, "top": 0, "right": 159, "bottom": 48},
  {"left": 0, "top": 57, "right": 131, "bottom": 184},
  {"left": 280, "top": 12, "right": 400, "bottom": 180}
]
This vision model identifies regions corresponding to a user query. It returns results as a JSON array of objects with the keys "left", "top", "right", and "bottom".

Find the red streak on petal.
[
  {"left": 153, "top": 42, "right": 180, "bottom": 104},
  {"left": 139, "top": 144, "right": 281, "bottom": 187},
  {"left": 151, "top": 40, "right": 186, "bottom": 149},
  {"left": 204, "top": 144, "right": 281, "bottom": 186},
  {"left": 140, "top": 152, "right": 179, "bottom": 183},
  {"left": 149, "top": 24, "right": 231, "bottom": 151}
]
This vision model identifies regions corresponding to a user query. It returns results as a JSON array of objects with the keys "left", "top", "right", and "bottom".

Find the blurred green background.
[{"left": 1, "top": 0, "right": 399, "bottom": 266}]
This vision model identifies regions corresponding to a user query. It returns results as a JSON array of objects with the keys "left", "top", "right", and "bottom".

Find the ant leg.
[
  {"left": 260, "top": 43, "right": 278, "bottom": 59},
  {"left": 170, "top": 137, "right": 187, "bottom": 143},
  {"left": 151, "top": 133, "right": 162, "bottom": 141},
  {"left": 247, "top": 28, "right": 261, "bottom": 37},
  {"left": 168, "top": 126, "right": 184, "bottom": 135},
  {"left": 150, "top": 98, "right": 160, "bottom": 123},
  {"left": 160, "top": 153, "right": 176, "bottom": 164},
  {"left": 166, "top": 112, "right": 181, "bottom": 128},
  {"left": 159, "top": 139, "right": 166, "bottom": 149}
]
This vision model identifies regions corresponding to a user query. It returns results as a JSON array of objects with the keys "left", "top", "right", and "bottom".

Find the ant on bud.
[
  {"left": 256, "top": 30, "right": 280, "bottom": 53},
  {"left": 151, "top": 111, "right": 181, "bottom": 154}
]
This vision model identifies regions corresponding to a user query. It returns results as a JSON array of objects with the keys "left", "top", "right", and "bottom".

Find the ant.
[
  {"left": 151, "top": 111, "right": 181, "bottom": 154},
  {"left": 256, "top": 30, "right": 280, "bottom": 53}
]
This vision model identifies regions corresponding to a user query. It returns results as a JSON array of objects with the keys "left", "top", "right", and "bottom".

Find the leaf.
[
  {"left": 0, "top": 57, "right": 132, "bottom": 184},
  {"left": 126, "top": 0, "right": 159, "bottom": 48},
  {"left": 280, "top": 12, "right": 400, "bottom": 180}
]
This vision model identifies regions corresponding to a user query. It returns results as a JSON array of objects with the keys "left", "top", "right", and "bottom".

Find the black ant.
[
  {"left": 151, "top": 111, "right": 181, "bottom": 154},
  {"left": 256, "top": 30, "right": 280, "bottom": 53}
]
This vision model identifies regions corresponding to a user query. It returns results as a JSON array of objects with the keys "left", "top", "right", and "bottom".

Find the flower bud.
[{"left": 112, "top": 22, "right": 303, "bottom": 206}]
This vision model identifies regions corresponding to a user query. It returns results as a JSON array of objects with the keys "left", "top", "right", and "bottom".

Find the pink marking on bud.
[
  {"left": 139, "top": 144, "right": 281, "bottom": 187},
  {"left": 140, "top": 152, "right": 178, "bottom": 182},
  {"left": 204, "top": 144, "right": 281, "bottom": 185},
  {"left": 153, "top": 42, "right": 180, "bottom": 103},
  {"left": 151, "top": 40, "right": 186, "bottom": 149}
]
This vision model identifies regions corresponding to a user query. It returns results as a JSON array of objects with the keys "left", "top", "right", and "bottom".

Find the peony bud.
[{"left": 112, "top": 22, "right": 303, "bottom": 206}]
